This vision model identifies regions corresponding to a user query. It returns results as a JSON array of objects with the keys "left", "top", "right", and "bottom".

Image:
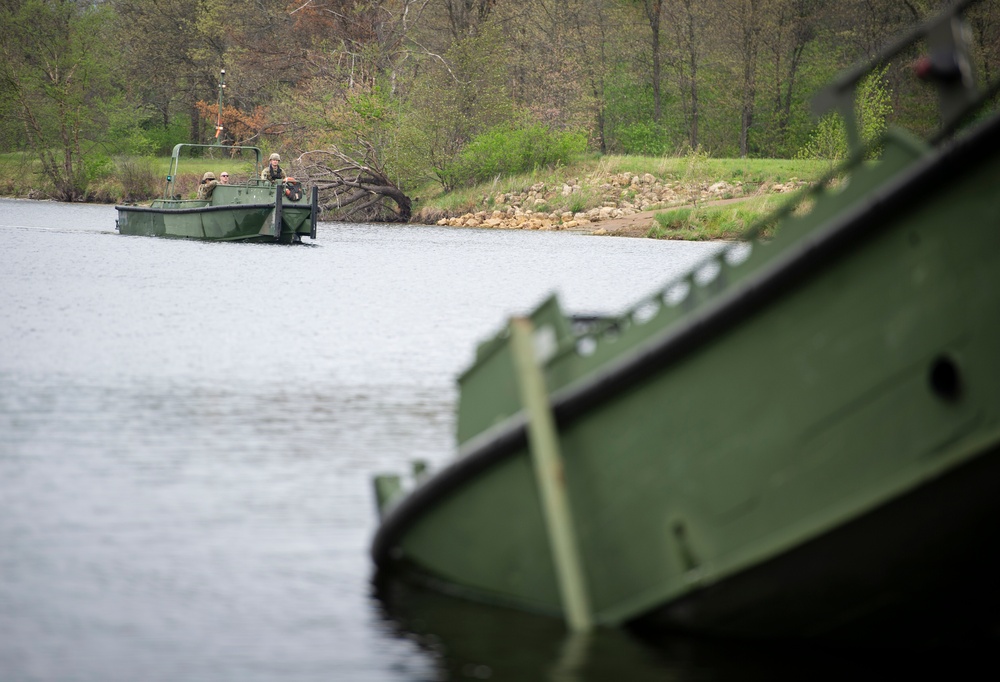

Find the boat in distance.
[
  {"left": 371, "top": 0, "right": 1000, "bottom": 641},
  {"left": 115, "top": 143, "right": 318, "bottom": 243}
]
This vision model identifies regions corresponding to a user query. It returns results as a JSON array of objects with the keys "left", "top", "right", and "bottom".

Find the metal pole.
[
  {"left": 214, "top": 69, "right": 226, "bottom": 143},
  {"left": 509, "top": 317, "right": 593, "bottom": 632}
]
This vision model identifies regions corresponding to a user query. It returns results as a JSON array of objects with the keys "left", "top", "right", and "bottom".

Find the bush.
[
  {"left": 84, "top": 154, "right": 114, "bottom": 182},
  {"left": 615, "top": 121, "right": 671, "bottom": 156},
  {"left": 797, "top": 64, "right": 893, "bottom": 161},
  {"left": 115, "top": 156, "right": 160, "bottom": 202},
  {"left": 143, "top": 119, "right": 191, "bottom": 156},
  {"left": 445, "top": 123, "right": 587, "bottom": 187}
]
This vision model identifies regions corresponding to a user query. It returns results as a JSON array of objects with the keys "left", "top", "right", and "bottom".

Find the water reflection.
[
  {"left": 375, "top": 574, "right": 675, "bottom": 681},
  {"left": 376, "top": 570, "right": 995, "bottom": 681}
]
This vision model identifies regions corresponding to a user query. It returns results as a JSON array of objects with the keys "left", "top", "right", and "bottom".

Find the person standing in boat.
[
  {"left": 197, "top": 171, "right": 218, "bottom": 199},
  {"left": 260, "top": 153, "right": 287, "bottom": 183},
  {"left": 219, "top": 171, "right": 230, "bottom": 184}
]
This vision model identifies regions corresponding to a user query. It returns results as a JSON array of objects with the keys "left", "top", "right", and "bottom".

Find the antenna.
[{"left": 214, "top": 69, "right": 226, "bottom": 142}]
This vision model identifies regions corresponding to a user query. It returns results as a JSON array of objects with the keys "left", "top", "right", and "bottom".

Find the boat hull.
[
  {"left": 372, "top": 114, "right": 1000, "bottom": 639},
  {"left": 115, "top": 183, "right": 317, "bottom": 243}
]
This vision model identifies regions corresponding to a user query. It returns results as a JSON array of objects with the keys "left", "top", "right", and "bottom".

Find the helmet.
[
  {"left": 269, "top": 153, "right": 281, "bottom": 161},
  {"left": 202, "top": 171, "right": 216, "bottom": 181}
]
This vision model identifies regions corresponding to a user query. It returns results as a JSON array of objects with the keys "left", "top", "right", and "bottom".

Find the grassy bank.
[
  {"left": 413, "top": 153, "right": 830, "bottom": 239},
  {"left": 0, "top": 151, "right": 260, "bottom": 202},
  {"left": 647, "top": 193, "right": 798, "bottom": 240},
  {"left": 2, "top": 150, "right": 830, "bottom": 239}
]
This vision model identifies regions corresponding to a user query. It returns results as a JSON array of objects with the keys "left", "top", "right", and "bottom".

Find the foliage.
[
  {"left": 195, "top": 101, "right": 270, "bottom": 146},
  {"left": 115, "top": 156, "right": 159, "bottom": 202},
  {"left": 796, "top": 64, "right": 894, "bottom": 161},
  {"left": 0, "top": 0, "right": 116, "bottom": 200},
  {"left": 447, "top": 123, "right": 587, "bottom": 187},
  {"left": 397, "top": 25, "right": 516, "bottom": 190},
  {"left": 649, "top": 193, "right": 794, "bottom": 240},
  {"left": 3, "top": 0, "right": 999, "bottom": 208}
]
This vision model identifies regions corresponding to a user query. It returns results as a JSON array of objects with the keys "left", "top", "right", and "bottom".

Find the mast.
[{"left": 214, "top": 69, "right": 226, "bottom": 144}]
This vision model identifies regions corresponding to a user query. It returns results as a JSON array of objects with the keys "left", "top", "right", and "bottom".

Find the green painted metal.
[
  {"left": 115, "top": 179, "right": 315, "bottom": 243},
  {"left": 115, "top": 78, "right": 317, "bottom": 243},
  {"left": 372, "top": 1, "right": 1000, "bottom": 638},
  {"left": 510, "top": 317, "right": 592, "bottom": 632}
]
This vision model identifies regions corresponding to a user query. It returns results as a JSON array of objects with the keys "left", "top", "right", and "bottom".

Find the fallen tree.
[{"left": 295, "top": 141, "right": 411, "bottom": 222}]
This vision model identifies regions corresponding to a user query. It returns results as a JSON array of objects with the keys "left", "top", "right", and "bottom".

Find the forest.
[{"left": 1, "top": 0, "right": 998, "bottom": 209}]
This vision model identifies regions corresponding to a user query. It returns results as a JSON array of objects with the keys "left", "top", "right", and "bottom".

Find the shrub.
[
  {"left": 115, "top": 156, "right": 160, "bottom": 202},
  {"left": 615, "top": 121, "right": 671, "bottom": 156},
  {"left": 446, "top": 123, "right": 587, "bottom": 187},
  {"left": 797, "top": 64, "right": 893, "bottom": 161},
  {"left": 84, "top": 154, "right": 114, "bottom": 182}
]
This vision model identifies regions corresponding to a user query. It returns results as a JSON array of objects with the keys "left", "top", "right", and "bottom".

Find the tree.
[
  {"left": 796, "top": 64, "right": 893, "bottom": 160},
  {"left": 664, "top": 0, "right": 704, "bottom": 148},
  {"left": 0, "top": 0, "right": 116, "bottom": 200},
  {"left": 399, "top": 24, "right": 515, "bottom": 188},
  {"left": 640, "top": 0, "right": 665, "bottom": 122},
  {"left": 298, "top": 141, "right": 412, "bottom": 221}
]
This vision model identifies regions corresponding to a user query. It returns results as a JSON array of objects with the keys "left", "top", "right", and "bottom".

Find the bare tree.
[
  {"left": 664, "top": 0, "right": 703, "bottom": 148},
  {"left": 297, "top": 142, "right": 412, "bottom": 221}
]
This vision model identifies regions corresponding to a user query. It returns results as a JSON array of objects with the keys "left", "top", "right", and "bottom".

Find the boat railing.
[
  {"left": 163, "top": 143, "right": 264, "bottom": 200},
  {"left": 545, "top": 0, "right": 999, "bottom": 368}
]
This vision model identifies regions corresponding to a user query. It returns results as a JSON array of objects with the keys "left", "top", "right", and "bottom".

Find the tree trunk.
[
  {"left": 737, "top": 0, "right": 761, "bottom": 158},
  {"left": 643, "top": 0, "right": 664, "bottom": 122}
]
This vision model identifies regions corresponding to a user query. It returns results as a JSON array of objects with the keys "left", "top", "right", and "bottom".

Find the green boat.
[
  {"left": 115, "top": 143, "right": 318, "bottom": 243},
  {"left": 372, "top": 0, "right": 1000, "bottom": 640}
]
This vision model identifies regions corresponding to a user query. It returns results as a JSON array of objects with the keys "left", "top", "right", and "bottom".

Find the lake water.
[{"left": 0, "top": 198, "right": 974, "bottom": 681}]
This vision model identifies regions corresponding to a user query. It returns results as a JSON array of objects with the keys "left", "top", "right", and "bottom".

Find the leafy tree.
[
  {"left": 398, "top": 25, "right": 515, "bottom": 189},
  {"left": 797, "top": 64, "right": 893, "bottom": 160},
  {"left": 0, "top": 0, "right": 116, "bottom": 200}
]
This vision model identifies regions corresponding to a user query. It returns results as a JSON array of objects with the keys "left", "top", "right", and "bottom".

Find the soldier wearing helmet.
[
  {"left": 260, "top": 153, "right": 287, "bottom": 183},
  {"left": 197, "top": 171, "right": 218, "bottom": 200}
]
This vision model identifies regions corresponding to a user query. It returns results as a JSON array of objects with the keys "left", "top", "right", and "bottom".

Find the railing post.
[{"left": 509, "top": 317, "right": 592, "bottom": 632}]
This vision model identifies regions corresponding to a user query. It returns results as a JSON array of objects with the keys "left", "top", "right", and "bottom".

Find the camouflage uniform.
[
  {"left": 197, "top": 179, "right": 218, "bottom": 200},
  {"left": 260, "top": 163, "right": 287, "bottom": 183}
]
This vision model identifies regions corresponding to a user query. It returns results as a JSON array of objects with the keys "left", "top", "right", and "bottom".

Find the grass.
[
  {"left": 411, "top": 154, "right": 828, "bottom": 222},
  {"left": 647, "top": 193, "right": 799, "bottom": 240},
  {"left": 4, "top": 149, "right": 829, "bottom": 235},
  {"left": 0, "top": 150, "right": 263, "bottom": 202}
]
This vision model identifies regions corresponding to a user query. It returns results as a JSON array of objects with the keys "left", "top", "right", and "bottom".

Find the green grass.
[
  {"left": 0, "top": 150, "right": 263, "bottom": 201},
  {"left": 4, "top": 150, "right": 828, "bottom": 229},
  {"left": 647, "top": 193, "right": 799, "bottom": 240},
  {"left": 411, "top": 154, "right": 827, "bottom": 221}
]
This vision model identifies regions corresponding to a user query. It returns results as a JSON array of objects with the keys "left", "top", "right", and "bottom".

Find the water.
[{"left": 0, "top": 199, "right": 973, "bottom": 681}]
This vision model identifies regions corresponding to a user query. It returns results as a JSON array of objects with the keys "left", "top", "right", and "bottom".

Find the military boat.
[
  {"left": 115, "top": 143, "right": 318, "bottom": 243},
  {"left": 371, "top": 0, "right": 1000, "bottom": 640}
]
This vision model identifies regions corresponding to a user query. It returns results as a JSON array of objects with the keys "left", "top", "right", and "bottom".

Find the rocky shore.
[{"left": 417, "top": 171, "right": 808, "bottom": 237}]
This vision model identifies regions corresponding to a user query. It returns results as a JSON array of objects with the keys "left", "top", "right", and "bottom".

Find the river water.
[{"left": 0, "top": 198, "right": 973, "bottom": 681}]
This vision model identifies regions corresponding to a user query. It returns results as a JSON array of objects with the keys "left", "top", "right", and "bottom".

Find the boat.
[
  {"left": 371, "top": 0, "right": 1000, "bottom": 641},
  {"left": 115, "top": 143, "right": 318, "bottom": 243},
  {"left": 115, "top": 70, "right": 317, "bottom": 243}
]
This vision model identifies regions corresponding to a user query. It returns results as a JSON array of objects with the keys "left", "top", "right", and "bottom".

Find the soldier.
[
  {"left": 197, "top": 171, "right": 218, "bottom": 200},
  {"left": 260, "top": 153, "right": 287, "bottom": 183},
  {"left": 219, "top": 171, "right": 230, "bottom": 184}
]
